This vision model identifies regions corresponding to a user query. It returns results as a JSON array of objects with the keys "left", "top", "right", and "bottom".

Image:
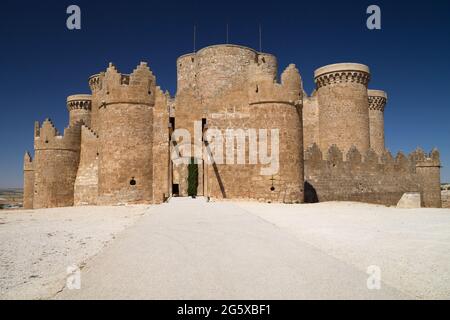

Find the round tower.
[
  {"left": 196, "top": 44, "right": 258, "bottom": 107},
  {"left": 257, "top": 53, "right": 277, "bottom": 80},
  {"left": 246, "top": 63, "right": 304, "bottom": 203},
  {"left": 33, "top": 119, "right": 81, "bottom": 208},
  {"left": 67, "top": 94, "right": 92, "bottom": 127},
  {"left": 176, "top": 53, "right": 197, "bottom": 94},
  {"left": 368, "top": 90, "right": 387, "bottom": 154},
  {"left": 95, "top": 62, "right": 156, "bottom": 205},
  {"left": 315, "top": 63, "right": 371, "bottom": 153}
]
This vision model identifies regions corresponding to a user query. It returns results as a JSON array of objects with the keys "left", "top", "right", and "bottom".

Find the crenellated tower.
[
  {"left": 93, "top": 62, "right": 156, "bottom": 205},
  {"left": 247, "top": 62, "right": 304, "bottom": 203},
  {"left": 315, "top": 63, "right": 371, "bottom": 154},
  {"left": 32, "top": 119, "right": 81, "bottom": 208},
  {"left": 414, "top": 148, "right": 442, "bottom": 208},
  {"left": 368, "top": 90, "right": 387, "bottom": 154},
  {"left": 67, "top": 94, "right": 92, "bottom": 127}
]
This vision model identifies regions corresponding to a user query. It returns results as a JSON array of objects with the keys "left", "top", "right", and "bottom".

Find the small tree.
[{"left": 187, "top": 157, "right": 198, "bottom": 198}]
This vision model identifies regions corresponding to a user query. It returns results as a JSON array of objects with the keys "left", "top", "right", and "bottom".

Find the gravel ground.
[
  {"left": 1, "top": 200, "right": 450, "bottom": 300},
  {"left": 236, "top": 201, "right": 450, "bottom": 299},
  {"left": 0, "top": 205, "right": 149, "bottom": 299}
]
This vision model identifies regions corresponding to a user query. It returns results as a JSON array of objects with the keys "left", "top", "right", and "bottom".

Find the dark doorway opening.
[{"left": 172, "top": 184, "right": 179, "bottom": 197}]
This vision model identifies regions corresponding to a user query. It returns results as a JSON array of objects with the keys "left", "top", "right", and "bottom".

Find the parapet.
[
  {"left": 23, "top": 151, "right": 34, "bottom": 171},
  {"left": 304, "top": 143, "right": 438, "bottom": 174},
  {"left": 314, "top": 63, "right": 371, "bottom": 89},
  {"left": 89, "top": 62, "right": 156, "bottom": 107},
  {"left": 415, "top": 148, "right": 441, "bottom": 168},
  {"left": 248, "top": 63, "right": 303, "bottom": 106},
  {"left": 368, "top": 90, "right": 388, "bottom": 112},
  {"left": 88, "top": 73, "right": 104, "bottom": 92},
  {"left": 34, "top": 118, "right": 81, "bottom": 151},
  {"left": 67, "top": 94, "right": 92, "bottom": 111}
]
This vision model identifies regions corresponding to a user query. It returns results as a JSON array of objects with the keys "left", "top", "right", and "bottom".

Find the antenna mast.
[
  {"left": 259, "top": 24, "right": 262, "bottom": 52},
  {"left": 226, "top": 23, "right": 229, "bottom": 44},
  {"left": 193, "top": 25, "right": 197, "bottom": 53}
]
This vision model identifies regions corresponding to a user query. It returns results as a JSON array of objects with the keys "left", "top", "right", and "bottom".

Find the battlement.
[
  {"left": 414, "top": 148, "right": 441, "bottom": 167},
  {"left": 81, "top": 124, "right": 99, "bottom": 139},
  {"left": 34, "top": 118, "right": 81, "bottom": 151},
  {"left": 248, "top": 63, "right": 302, "bottom": 106},
  {"left": 88, "top": 73, "right": 104, "bottom": 92},
  {"left": 305, "top": 143, "right": 439, "bottom": 173},
  {"left": 23, "top": 151, "right": 34, "bottom": 171},
  {"left": 368, "top": 90, "right": 387, "bottom": 111},
  {"left": 89, "top": 62, "right": 156, "bottom": 107},
  {"left": 314, "top": 63, "right": 371, "bottom": 89},
  {"left": 67, "top": 94, "right": 92, "bottom": 111}
]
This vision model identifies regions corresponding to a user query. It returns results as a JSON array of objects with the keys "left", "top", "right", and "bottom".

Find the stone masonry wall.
[
  {"left": 152, "top": 87, "right": 170, "bottom": 203},
  {"left": 33, "top": 119, "right": 81, "bottom": 208},
  {"left": 23, "top": 152, "right": 34, "bottom": 209},
  {"left": 303, "top": 92, "right": 319, "bottom": 150},
  {"left": 74, "top": 125, "right": 99, "bottom": 205},
  {"left": 305, "top": 144, "right": 441, "bottom": 207},
  {"left": 96, "top": 62, "right": 155, "bottom": 205},
  {"left": 315, "top": 63, "right": 371, "bottom": 154}
]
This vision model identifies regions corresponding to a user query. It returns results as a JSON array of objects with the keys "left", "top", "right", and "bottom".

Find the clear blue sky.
[{"left": 0, "top": 0, "right": 449, "bottom": 188}]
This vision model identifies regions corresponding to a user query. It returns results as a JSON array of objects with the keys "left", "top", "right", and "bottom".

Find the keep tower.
[{"left": 93, "top": 62, "right": 156, "bottom": 205}]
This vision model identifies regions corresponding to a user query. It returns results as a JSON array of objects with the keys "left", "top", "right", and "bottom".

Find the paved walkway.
[{"left": 57, "top": 198, "right": 408, "bottom": 299}]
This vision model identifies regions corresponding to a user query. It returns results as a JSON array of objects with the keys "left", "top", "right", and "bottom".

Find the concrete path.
[{"left": 57, "top": 198, "right": 409, "bottom": 299}]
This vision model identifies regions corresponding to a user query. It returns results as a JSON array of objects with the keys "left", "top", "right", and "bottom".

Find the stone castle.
[{"left": 23, "top": 44, "right": 442, "bottom": 209}]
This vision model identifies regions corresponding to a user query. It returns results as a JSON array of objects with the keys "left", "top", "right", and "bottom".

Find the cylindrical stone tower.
[
  {"left": 315, "top": 63, "right": 371, "bottom": 154},
  {"left": 246, "top": 63, "right": 304, "bottom": 203},
  {"left": 67, "top": 94, "right": 92, "bottom": 127},
  {"left": 257, "top": 53, "right": 278, "bottom": 80},
  {"left": 196, "top": 44, "right": 258, "bottom": 107},
  {"left": 368, "top": 90, "right": 387, "bottom": 154},
  {"left": 176, "top": 53, "right": 197, "bottom": 94},
  {"left": 95, "top": 62, "right": 156, "bottom": 205},
  {"left": 33, "top": 119, "right": 81, "bottom": 208}
]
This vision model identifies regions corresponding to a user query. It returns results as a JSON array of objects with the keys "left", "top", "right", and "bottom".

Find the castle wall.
[
  {"left": 315, "top": 63, "right": 371, "bottom": 154},
  {"left": 23, "top": 46, "right": 443, "bottom": 209},
  {"left": 74, "top": 125, "right": 99, "bottom": 206},
  {"left": 415, "top": 149, "right": 442, "bottom": 208},
  {"left": 302, "top": 92, "right": 319, "bottom": 149},
  {"left": 152, "top": 87, "right": 170, "bottom": 203},
  {"left": 368, "top": 90, "right": 387, "bottom": 154},
  {"left": 442, "top": 190, "right": 450, "bottom": 208},
  {"left": 96, "top": 63, "right": 155, "bottom": 205},
  {"left": 33, "top": 120, "right": 81, "bottom": 208},
  {"left": 305, "top": 144, "right": 441, "bottom": 207},
  {"left": 204, "top": 60, "right": 304, "bottom": 203},
  {"left": 88, "top": 73, "right": 104, "bottom": 132},
  {"left": 23, "top": 152, "right": 34, "bottom": 209}
]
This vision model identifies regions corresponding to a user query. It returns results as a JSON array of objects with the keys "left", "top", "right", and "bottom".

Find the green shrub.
[{"left": 187, "top": 157, "right": 198, "bottom": 197}]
